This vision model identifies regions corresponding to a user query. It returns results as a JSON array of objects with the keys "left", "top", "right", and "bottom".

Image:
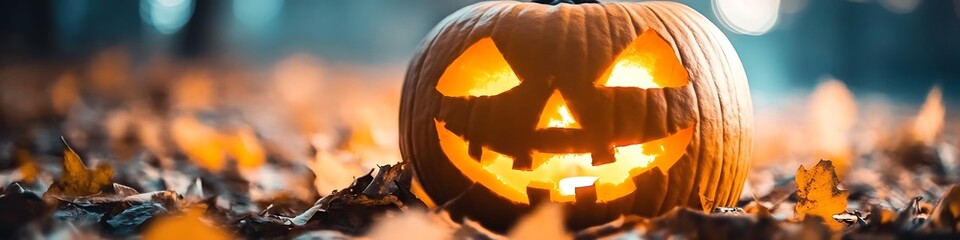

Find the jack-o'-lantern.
[{"left": 399, "top": 0, "right": 753, "bottom": 231}]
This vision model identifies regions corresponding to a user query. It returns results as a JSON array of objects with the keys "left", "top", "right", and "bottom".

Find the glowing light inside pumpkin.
[
  {"left": 537, "top": 91, "right": 582, "bottom": 129},
  {"left": 604, "top": 59, "right": 657, "bottom": 88},
  {"left": 435, "top": 120, "right": 693, "bottom": 203},
  {"left": 436, "top": 38, "right": 521, "bottom": 97},
  {"left": 559, "top": 176, "right": 599, "bottom": 196},
  {"left": 599, "top": 30, "right": 689, "bottom": 88}
]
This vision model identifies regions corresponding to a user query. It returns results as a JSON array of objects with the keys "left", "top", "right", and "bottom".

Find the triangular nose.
[{"left": 536, "top": 90, "right": 581, "bottom": 129}]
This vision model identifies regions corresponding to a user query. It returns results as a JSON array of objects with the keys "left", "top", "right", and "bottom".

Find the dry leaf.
[
  {"left": 364, "top": 211, "right": 454, "bottom": 240},
  {"left": 912, "top": 86, "right": 943, "bottom": 146},
  {"left": 930, "top": 185, "right": 960, "bottom": 230},
  {"left": 810, "top": 79, "right": 857, "bottom": 176},
  {"left": 45, "top": 142, "right": 113, "bottom": 197},
  {"left": 795, "top": 160, "right": 848, "bottom": 230},
  {"left": 143, "top": 207, "right": 232, "bottom": 240},
  {"left": 507, "top": 204, "right": 571, "bottom": 240},
  {"left": 16, "top": 150, "right": 38, "bottom": 184}
]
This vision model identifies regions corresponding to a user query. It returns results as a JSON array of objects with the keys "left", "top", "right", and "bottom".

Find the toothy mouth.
[{"left": 434, "top": 119, "right": 693, "bottom": 204}]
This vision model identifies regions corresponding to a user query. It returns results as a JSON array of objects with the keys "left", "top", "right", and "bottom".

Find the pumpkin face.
[{"left": 400, "top": 1, "right": 753, "bottom": 231}]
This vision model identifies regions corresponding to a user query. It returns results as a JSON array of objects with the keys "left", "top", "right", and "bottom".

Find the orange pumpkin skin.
[{"left": 400, "top": 1, "right": 753, "bottom": 231}]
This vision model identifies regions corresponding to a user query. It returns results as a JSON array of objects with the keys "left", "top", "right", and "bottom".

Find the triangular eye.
[
  {"left": 597, "top": 29, "right": 689, "bottom": 89},
  {"left": 436, "top": 38, "right": 521, "bottom": 97}
]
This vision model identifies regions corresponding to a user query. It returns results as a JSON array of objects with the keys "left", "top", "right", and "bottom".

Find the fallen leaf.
[
  {"left": 507, "top": 203, "right": 570, "bottom": 240},
  {"left": 16, "top": 150, "right": 38, "bottom": 184},
  {"left": 44, "top": 141, "right": 113, "bottom": 197},
  {"left": 894, "top": 196, "right": 933, "bottom": 231},
  {"left": 912, "top": 86, "right": 943, "bottom": 146},
  {"left": 930, "top": 185, "right": 960, "bottom": 230},
  {"left": 743, "top": 201, "right": 772, "bottom": 217},
  {"left": 795, "top": 160, "right": 848, "bottom": 230},
  {"left": 647, "top": 207, "right": 778, "bottom": 239},
  {"left": 711, "top": 207, "right": 745, "bottom": 215},
  {"left": 862, "top": 204, "right": 898, "bottom": 232},
  {"left": 104, "top": 202, "right": 167, "bottom": 237},
  {"left": 184, "top": 177, "right": 204, "bottom": 202},
  {"left": 810, "top": 79, "right": 857, "bottom": 176},
  {"left": 110, "top": 183, "right": 140, "bottom": 197},
  {"left": 364, "top": 210, "right": 454, "bottom": 240},
  {"left": 143, "top": 207, "right": 231, "bottom": 240},
  {"left": 832, "top": 211, "right": 866, "bottom": 228},
  {"left": 0, "top": 183, "right": 47, "bottom": 239}
]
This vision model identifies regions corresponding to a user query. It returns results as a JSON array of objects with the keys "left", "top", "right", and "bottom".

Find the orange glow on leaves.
[
  {"left": 46, "top": 143, "right": 114, "bottom": 197},
  {"left": 16, "top": 150, "right": 39, "bottom": 184},
  {"left": 913, "top": 86, "right": 944, "bottom": 146},
  {"left": 809, "top": 79, "right": 856, "bottom": 175},
  {"left": 171, "top": 116, "right": 265, "bottom": 171},
  {"left": 795, "top": 160, "right": 848, "bottom": 230},
  {"left": 143, "top": 207, "right": 232, "bottom": 240}
]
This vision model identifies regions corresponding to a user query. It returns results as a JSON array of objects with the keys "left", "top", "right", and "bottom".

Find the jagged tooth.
[
  {"left": 526, "top": 184, "right": 552, "bottom": 205},
  {"left": 511, "top": 153, "right": 533, "bottom": 171},
  {"left": 468, "top": 141, "right": 482, "bottom": 162},
  {"left": 592, "top": 147, "right": 615, "bottom": 166},
  {"left": 574, "top": 183, "right": 598, "bottom": 203}
]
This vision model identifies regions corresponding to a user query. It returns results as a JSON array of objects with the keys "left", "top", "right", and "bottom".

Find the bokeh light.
[
  {"left": 879, "top": 0, "right": 921, "bottom": 14},
  {"left": 233, "top": 0, "right": 283, "bottom": 29},
  {"left": 955, "top": 0, "right": 960, "bottom": 18},
  {"left": 781, "top": 0, "right": 809, "bottom": 14},
  {"left": 139, "top": 0, "right": 195, "bottom": 34},
  {"left": 713, "top": 0, "right": 781, "bottom": 36}
]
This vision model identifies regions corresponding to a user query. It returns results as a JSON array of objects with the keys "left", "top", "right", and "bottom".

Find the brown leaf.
[
  {"left": 507, "top": 203, "right": 570, "bottom": 240},
  {"left": 743, "top": 201, "right": 772, "bottom": 217},
  {"left": 795, "top": 160, "right": 848, "bottom": 230},
  {"left": 364, "top": 210, "right": 455, "bottom": 240},
  {"left": 930, "top": 184, "right": 960, "bottom": 230},
  {"left": 44, "top": 142, "right": 113, "bottom": 197},
  {"left": 912, "top": 86, "right": 943, "bottom": 146}
]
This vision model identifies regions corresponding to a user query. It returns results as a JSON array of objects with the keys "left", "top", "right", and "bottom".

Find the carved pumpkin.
[{"left": 399, "top": 0, "right": 753, "bottom": 231}]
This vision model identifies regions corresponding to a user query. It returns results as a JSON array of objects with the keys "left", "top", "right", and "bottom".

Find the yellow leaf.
[
  {"left": 795, "top": 160, "right": 848, "bottom": 230},
  {"left": 143, "top": 207, "right": 231, "bottom": 240},
  {"left": 16, "top": 149, "right": 38, "bottom": 184},
  {"left": 46, "top": 142, "right": 113, "bottom": 197}
]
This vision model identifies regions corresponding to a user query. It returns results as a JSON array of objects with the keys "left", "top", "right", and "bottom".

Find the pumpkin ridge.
[
  {"left": 697, "top": 1, "right": 752, "bottom": 206},
  {"left": 653, "top": 2, "right": 725, "bottom": 207},
  {"left": 617, "top": 3, "right": 667, "bottom": 215},
  {"left": 669, "top": 3, "right": 738, "bottom": 206},
  {"left": 402, "top": 1, "right": 751, "bottom": 230},
  {"left": 678, "top": 3, "right": 732, "bottom": 208},
  {"left": 634, "top": 3, "right": 693, "bottom": 214},
  {"left": 425, "top": 1, "right": 503, "bottom": 205},
  {"left": 401, "top": 0, "right": 448, "bottom": 171},
  {"left": 532, "top": 0, "right": 600, "bottom": 6}
]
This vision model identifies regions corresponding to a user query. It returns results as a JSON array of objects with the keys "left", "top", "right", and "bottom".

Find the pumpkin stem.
[{"left": 532, "top": 0, "right": 600, "bottom": 5}]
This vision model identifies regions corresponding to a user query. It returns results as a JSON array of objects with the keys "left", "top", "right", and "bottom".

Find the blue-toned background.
[{"left": 1, "top": 0, "right": 957, "bottom": 107}]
